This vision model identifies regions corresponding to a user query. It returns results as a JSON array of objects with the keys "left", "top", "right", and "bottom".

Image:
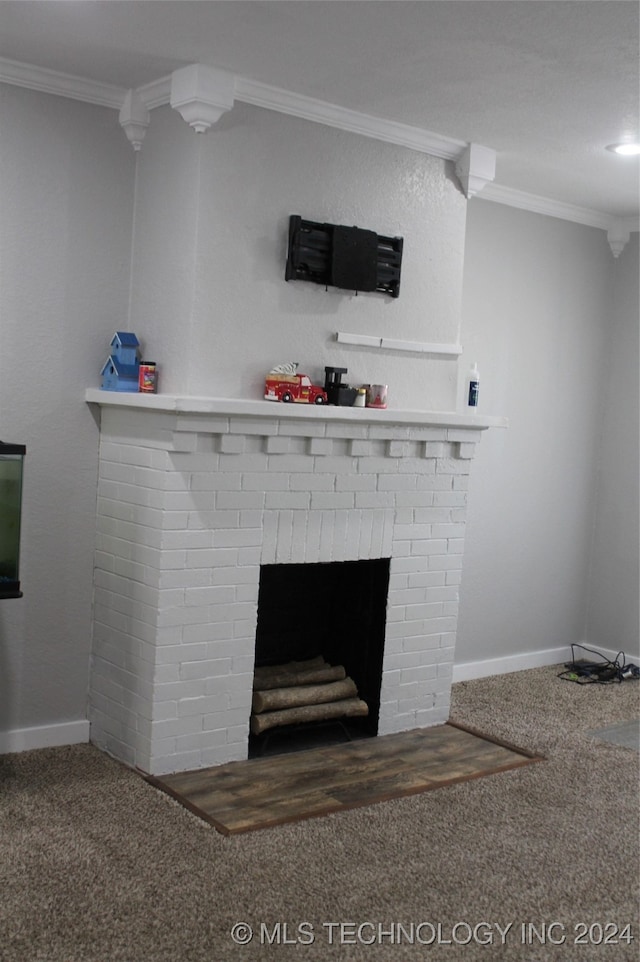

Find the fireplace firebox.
[{"left": 250, "top": 559, "right": 390, "bottom": 753}]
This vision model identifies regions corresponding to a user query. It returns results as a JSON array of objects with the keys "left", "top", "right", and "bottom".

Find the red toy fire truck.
[{"left": 264, "top": 371, "right": 328, "bottom": 404}]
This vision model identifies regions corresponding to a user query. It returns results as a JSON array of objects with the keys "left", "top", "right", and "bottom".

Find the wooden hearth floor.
[{"left": 147, "top": 722, "right": 543, "bottom": 835}]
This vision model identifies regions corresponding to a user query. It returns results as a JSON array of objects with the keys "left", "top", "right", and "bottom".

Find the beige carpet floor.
[{"left": 1, "top": 665, "right": 638, "bottom": 962}]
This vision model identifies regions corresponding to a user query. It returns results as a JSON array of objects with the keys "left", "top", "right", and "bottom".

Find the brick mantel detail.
[{"left": 86, "top": 392, "right": 504, "bottom": 775}]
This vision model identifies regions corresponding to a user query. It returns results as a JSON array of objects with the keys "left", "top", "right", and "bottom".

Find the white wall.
[
  {"left": 130, "top": 103, "right": 467, "bottom": 412},
  {"left": 0, "top": 86, "right": 135, "bottom": 747},
  {"left": 456, "top": 200, "right": 616, "bottom": 673},
  {"left": 127, "top": 105, "right": 202, "bottom": 391},
  {"left": 584, "top": 233, "right": 639, "bottom": 660}
]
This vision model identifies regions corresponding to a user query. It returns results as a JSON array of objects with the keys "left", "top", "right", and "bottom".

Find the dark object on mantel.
[
  {"left": 285, "top": 215, "right": 403, "bottom": 297},
  {"left": 0, "top": 442, "right": 26, "bottom": 599},
  {"left": 324, "top": 367, "right": 358, "bottom": 406}
]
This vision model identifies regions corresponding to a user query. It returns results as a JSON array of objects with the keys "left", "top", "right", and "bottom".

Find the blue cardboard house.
[{"left": 101, "top": 332, "right": 140, "bottom": 391}]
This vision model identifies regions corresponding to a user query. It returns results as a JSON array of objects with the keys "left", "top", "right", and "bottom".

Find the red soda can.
[{"left": 139, "top": 362, "right": 158, "bottom": 393}]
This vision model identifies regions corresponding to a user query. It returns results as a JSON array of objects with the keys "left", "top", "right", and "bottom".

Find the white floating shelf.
[{"left": 336, "top": 331, "right": 462, "bottom": 355}]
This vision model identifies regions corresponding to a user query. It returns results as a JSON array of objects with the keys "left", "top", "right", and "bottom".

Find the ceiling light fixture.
[{"left": 606, "top": 142, "right": 640, "bottom": 156}]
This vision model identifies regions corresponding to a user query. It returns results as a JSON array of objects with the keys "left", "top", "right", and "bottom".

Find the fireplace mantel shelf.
[{"left": 85, "top": 389, "right": 507, "bottom": 431}]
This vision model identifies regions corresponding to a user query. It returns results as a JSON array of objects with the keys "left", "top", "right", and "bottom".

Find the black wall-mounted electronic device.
[{"left": 285, "top": 215, "right": 403, "bottom": 298}]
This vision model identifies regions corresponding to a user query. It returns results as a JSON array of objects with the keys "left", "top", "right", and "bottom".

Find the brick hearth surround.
[{"left": 85, "top": 391, "right": 504, "bottom": 775}]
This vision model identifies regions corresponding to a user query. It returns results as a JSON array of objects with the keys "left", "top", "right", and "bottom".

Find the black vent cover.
[{"left": 285, "top": 215, "right": 403, "bottom": 297}]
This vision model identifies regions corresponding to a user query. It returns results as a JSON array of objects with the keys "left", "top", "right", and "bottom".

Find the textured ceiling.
[{"left": 0, "top": 0, "right": 638, "bottom": 218}]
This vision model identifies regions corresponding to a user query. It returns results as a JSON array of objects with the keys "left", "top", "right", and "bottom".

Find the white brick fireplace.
[{"left": 86, "top": 390, "right": 504, "bottom": 775}]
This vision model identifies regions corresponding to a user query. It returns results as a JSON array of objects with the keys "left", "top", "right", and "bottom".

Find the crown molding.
[
  {"left": 130, "top": 70, "right": 467, "bottom": 159},
  {"left": 478, "top": 184, "right": 638, "bottom": 255},
  {"left": 478, "top": 182, "right": 615, "bottom": 230},
  {"left": 1, "top": 55, "right": 637, "bottom": 240},
  {"left": 136, "top": 74, "right": 172, "bottom": 110},
  {"left": 0, "top": 56, "right": 125, "bottom": 108},
  {"left": 234, "top": 77, "right": 467, "bottom": 161}
]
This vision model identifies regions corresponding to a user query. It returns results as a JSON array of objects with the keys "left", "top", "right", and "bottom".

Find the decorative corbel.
[
  {"left": 169, "top": 64, "right": 235, "bottom": 133},
  {"left": 455, "top": 144, "right": 497, "bottom": 199},
  {"left": 607, "top": 220, "right": 631, "bottom": 258},
  {"left": 119, "top": 89, "right": 150, "bottom": 151}
]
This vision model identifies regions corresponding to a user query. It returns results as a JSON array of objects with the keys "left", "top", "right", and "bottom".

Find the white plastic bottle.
[{"left": 466, "top": 362, "right": 480, "bottom": 408}]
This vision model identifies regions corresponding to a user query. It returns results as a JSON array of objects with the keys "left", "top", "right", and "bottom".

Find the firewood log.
[
  {"left": 250, "top": 697, "right": 369, "bottom": 735},
  {"left": 253, "top": 657, "right": 346, "bottom": 690},
  {"left": 253, "top": 664, "right": 346, "bottom": 691},
  {"left": 252, "top": 677, "right": 358, "bottom": 714},
  {"left": 253, "top": 656, "right": 326, "bottom": 684}
]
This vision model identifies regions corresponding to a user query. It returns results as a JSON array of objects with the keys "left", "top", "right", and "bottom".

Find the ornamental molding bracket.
[
  {"left": 169, "top": 64, "right": 236, "bottom": 133},
  {"left": 119, "top": 89, "right": 150, "bottom": 151},
  {"left": 607, "top": 219, "right": 633, "bottom": 258},
  {"left": 455, "top": 143, "right": 497, "bottom": 199}
]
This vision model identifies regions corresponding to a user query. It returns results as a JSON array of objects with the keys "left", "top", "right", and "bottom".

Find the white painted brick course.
[
  {"left": 289, "top": 473, "right": 333, "bottom": 491},
  {"left": 219, "top": 452, "right": 268, "bottom": 472},
  {"left": 437, "top": 458, "right": 472, "bottom": 475},
  {"left": 353, "top": 492, "right": 395, "bottom": 512},
  {"left": 433, "top": 490, "right": 468, "bottom": 506},
  {"left": 242, "top": 472, "right": 290, "bottom": 491},
  {"left": 314, "top": 455, "right": 358, "bottom": 475},
  {"left": 446, "top": 429, "right": 479, "bottom": 443},
  {"left": 407, "top": 427, "right": 448, "bottom": 441},
  {"left": 399, "top": 457, "right": 438, "bottom": 475},
  {"left": 303, "top": 511, "right": 322, "bottom": 563},
  {"left": 213, "top": 527, "right": 263, "bottom": 548},
  {"left": 174, "top": 416, "right": 230, "bottom": 435},
  {"left": 187, "top": 510, "right": 239, "bottom": 530},
  {"left": 390, "top": 556, "right": 434, "bottom": 574},
  {"left": 171, "top": 433, "right": 200, "bottom": 454},
  {"left": 423, "top": 441, "right": 448, "bottom": 458},
  {"left": 265, "top": 436, "right": 290, "bottom": 454},
  {"left": 431, "top": 522, "right": 465, "bottom": 539},
  {"left": 350, "top": 439, "right": 371, "bottom": 456},
  {"left": 453, "top": 476, "right": 470, "bottom": 490},
  {"left": 189, "top": 473, "right": 241, "bottom": 492},
  {"left": 358, "top": 456, "right": 401, "bottom": 474},
  {"left": 268, "top": 454, "right": 314, "bottom": 473},
  {"left": 229, "top": 418, "right": 279, "bottom": 436},
  {"left": 310, "top": 491, "right": 355, "bottom": 510},
  {"left": 281, "top": 420, "right": 326, "bottom": 438},
  {"left": 308, "top": 437, "right": 333, "bottom": 456},
  {"left": 369, "top": 425, "right": 411, "bottom": 440},
  {"left": 376, "top": 474, "right": 416, "bottom": 491},
  {"left": 331, "top": 509, "right": 349, "bottom": 561},
  {"left": 455, "top": 442, "right": 477, "bottom": 459},
  {"left": 291, "top": 510, "right": 309, "bottom": 563},
  {"left": 216, "top": 491, "right": 265, "bottom": 509},
  {"left": 326, "top": 422, "right": 369, "bottom": 439},
  {"left": 275, "top": 511, "right": 294, "bottom": 563},
  {"left": 238, "top": 546, "right": 262, "bottom": 566}
]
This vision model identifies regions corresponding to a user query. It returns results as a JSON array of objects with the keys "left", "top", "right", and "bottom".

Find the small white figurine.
[{"left": 269, "top": 361, "right": 299, "bottom": 375}]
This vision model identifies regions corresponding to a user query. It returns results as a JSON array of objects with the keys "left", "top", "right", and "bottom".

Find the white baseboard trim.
[
  {"left": 453, "top": 647, "right": 570, "bottom": 683},
  {"left": 0, "top": 719, "right": 90, "bottom": 754},
  {"left": 452, "top": 642, "right": 639, "bottom": 683}
]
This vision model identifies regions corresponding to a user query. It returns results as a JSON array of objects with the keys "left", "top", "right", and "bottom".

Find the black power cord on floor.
[{"left": 557, "top": 643, "right": 640, "bottom": 685}]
